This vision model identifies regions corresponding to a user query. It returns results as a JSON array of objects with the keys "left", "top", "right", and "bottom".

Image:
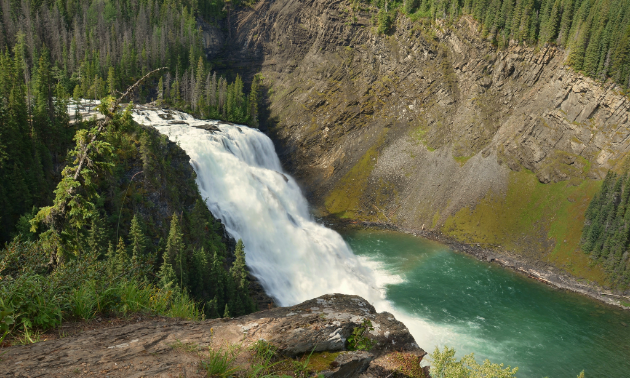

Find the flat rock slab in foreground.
[{"left": 0, "top": 294, "right": 425, "bottom": 378}]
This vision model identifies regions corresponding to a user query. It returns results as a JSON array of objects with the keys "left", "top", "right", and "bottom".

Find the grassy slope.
[
  {"left": 324, "top": 131, "right": 388, "bottom": 220},
  {"left": 442, "top": 169, "right": 608, "bottom": 285},
  {"left": 324, "top": 145, "right": 609, "bottom": 284}
]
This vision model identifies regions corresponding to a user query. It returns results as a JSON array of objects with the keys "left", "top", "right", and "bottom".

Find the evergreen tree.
[
  {"left": 88, "top": 215, "right": 108, "bottom": 257},
  {"left": 231, "top": 239, "right": 248, "bottom": 289},
  {"left": 581, "top": 170, "right": 630, "bottom": 289},
  {"left": 194, "top": 57, "right": 205, "bottom": 112},
  {"left": 129, "top": 214, "right": 147, "bottom": 259},
  {"left": 191, "top": 247, "right": 208, "bottom": 298},
  {"left": 377, "top": 9, "right": 392, "bottom": 34},
  {"left": 157, "top": 76, "right": 164, "bottom": 104},
  {"left": 210, "top": 250, "right": 226, "bottom": 311},
  {"left": 248, "top": 75, "right": 260, "bottom": 127},
  {"left": 106, "top": 241, "right": 116, "bottom": 276},
  {"left": 115, "top": 237, "right": 128, "bottom": 275},
  {"left": 404, "top": 0, "right": 418, "bottom": 14},
  {"left": 223, "top": 303, "right": 230, "bottom": 318},
  {"left": 166, "top": 213, "right": 187, "bottom": 288},
  {"left": 107, "top": 67, "right": 117, "bottom": 96},
  {"left": 158, "top": 256, "right": 178, "bottom": 290}
]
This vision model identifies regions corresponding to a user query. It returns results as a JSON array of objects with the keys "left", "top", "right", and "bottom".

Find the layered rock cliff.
[{"left": 202, "top": 0, "right": 630, "bottom": 285}]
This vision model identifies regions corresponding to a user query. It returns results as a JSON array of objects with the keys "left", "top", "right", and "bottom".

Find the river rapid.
[{"left": 132, "top": 109, "right": 630, "bottom": 378}]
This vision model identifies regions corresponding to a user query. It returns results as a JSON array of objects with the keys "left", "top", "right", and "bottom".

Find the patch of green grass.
[
  {"left": 292, "top": 348, "right": 316, "bottom": 377},
  {"left": 305, "top": 352, "right": 340, "bottom": 372},
  {"left": 453, "top": 155, "right": 472, "bottom": 166},
  {"left": 325, "top": 130, "right": 388, "bottom": 219},
  {"left": 411, "top": 125, "right": 435, "bottom": 151},
  {"left": 442, "top": 169, "right": 608, "bottom": 284},
  {"left": 248, "top": 340, "right": 331, "bottom": 377},
  {"left": 201, "top": 343, "right": 241, "bottom": 377},
  {"left": 431, "top": 210, "right": 440, "bottom": 229}
]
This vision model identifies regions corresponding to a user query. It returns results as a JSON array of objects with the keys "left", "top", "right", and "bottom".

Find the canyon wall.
[{"left": 203, "top": 0, "right": 630, "bottom": 285}]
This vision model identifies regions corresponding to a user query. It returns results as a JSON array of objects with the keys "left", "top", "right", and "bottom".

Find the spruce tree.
[
  {"left": 107, "top": 67, "right": 116, "bottom": 96},
  {"left": 158, "top": 256, "right": 178, "bottom": 290},
  {"left": 206, "top": 297, "right": 220, "bottom": 319},
  {"left": 106, "top": 241, "right": 116, "bottom": 276},
  {"left": 115, "top": 237, "right": 128, "bottom": 275},
  {"left": 157, "top": 76, "right": 164, "bottom": 104},
  {"left": 129, "top": 214, "right": 147, "bottom": 259},
  {"left": 88, "top": 215, "right": 108, "bottom": 257},
  {"left": 166, "top": 213, "right": 187, "bottom": 288},
  {"left": 191, "top": 247, "right": 208, "bottom": 298},
  {"left": 223, "top": 303, "right": 230, "bottom": 318},
  {"left": 404, "top": 0, "right": 418, "bottom": 14},
  {"left": 210, "top": 250, "right": 226, "bottom": 311},
  {"left": 248, "top": 75, "right": 260, "bottom": 127},
  {"left": 377, "top": 9, "right": 391, "bottom": 35},
  {"left": 231, "top": 239, "right": 248, "bottom": 289}
]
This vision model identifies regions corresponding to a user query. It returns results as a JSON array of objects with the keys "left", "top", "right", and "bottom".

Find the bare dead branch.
[{"left": 72, "top": 67, "right": 168, "bottom": 182}]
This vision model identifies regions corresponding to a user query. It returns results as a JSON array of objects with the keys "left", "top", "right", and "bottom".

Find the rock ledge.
[{"left": 0, "top": 294, "right": 425, "bottom": 378}]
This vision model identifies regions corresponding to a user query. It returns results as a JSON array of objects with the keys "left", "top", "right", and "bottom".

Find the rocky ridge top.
[{"left": 0, "top": 294, "right": 425, "bottom": 378}]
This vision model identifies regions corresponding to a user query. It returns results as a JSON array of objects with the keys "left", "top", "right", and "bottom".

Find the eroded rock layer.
[{"left": 202, "top": 0, "right": 630, "bottom": 284}]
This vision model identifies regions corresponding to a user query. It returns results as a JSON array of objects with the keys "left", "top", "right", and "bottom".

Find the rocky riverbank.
[{"left": 327, "top": 218, "right": 630, "bottom": 311}]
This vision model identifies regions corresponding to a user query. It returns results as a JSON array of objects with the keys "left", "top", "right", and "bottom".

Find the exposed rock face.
[
  {"left": 0, "top": 295, "right": 422, "bottom": 378},
  {"left": 322, "top": 351, "right": 374, "bottom": 377},
  {"left": 202, "top": 0, "right": 630, "bottom": 281}
]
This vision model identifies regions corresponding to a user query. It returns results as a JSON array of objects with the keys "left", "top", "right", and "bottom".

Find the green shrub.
[
  {"left": 347, "top": 318, "right": 375, "bottom": 351},
  {"left": 429, "top": 346, "right": 518, "bottom": 378},
  {"left": 69, "top": 281, "right": 98, "bottom": 320},
  {"left": 0, "top": 239, "right": 201, "bottom": 342}
]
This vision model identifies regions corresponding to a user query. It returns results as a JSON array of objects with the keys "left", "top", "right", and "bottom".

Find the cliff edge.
[{"left": 0, "top": 294, "right": 426, "bottom": 378}]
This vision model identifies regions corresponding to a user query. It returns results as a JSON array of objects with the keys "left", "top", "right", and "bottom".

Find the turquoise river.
[{"left": 342, "top": 229, "right": 630, "bottom": 378}]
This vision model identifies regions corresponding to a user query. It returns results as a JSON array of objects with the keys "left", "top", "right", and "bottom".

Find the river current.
[{"left": 132, "top": 109, "right": 630, "bottom": 378}]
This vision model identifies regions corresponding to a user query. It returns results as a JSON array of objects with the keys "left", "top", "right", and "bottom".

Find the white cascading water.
[
  {"left": 131, "top": 108, "right": 385, "bottom": 306},
  {"left": 130, "top": 108, "right": 478, "bottom": 358},
  {"left": 130, "top": 108, "right": 486, "bottom": 360}
]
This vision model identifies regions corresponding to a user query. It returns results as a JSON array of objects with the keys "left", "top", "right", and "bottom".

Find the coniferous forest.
[
  {"left": 0, "top": 0, "right": 260, "bottom": 343},
  {"left": 366, "top": 0, "right": 630, "bottom": 90},
  {"left": 581, "top": 171, "right": 630, "bottom": 289}
]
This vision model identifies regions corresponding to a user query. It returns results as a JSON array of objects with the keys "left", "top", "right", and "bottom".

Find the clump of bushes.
[{"left": 0, "top": 239, "right": 200, "bottom": 344}]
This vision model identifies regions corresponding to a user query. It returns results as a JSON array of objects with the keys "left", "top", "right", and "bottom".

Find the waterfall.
[{"left": 131, "top": 108, "right": 383, "bottom": 306}]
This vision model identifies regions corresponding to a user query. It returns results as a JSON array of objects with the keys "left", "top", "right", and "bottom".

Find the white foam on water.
[{"left": 355, "top": 255, "right": 405, "bottom": 289}]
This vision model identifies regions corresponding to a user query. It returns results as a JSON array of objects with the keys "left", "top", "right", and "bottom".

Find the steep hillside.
[{"left": 203, "top": 0, "right": 630, "bottom": 289}]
